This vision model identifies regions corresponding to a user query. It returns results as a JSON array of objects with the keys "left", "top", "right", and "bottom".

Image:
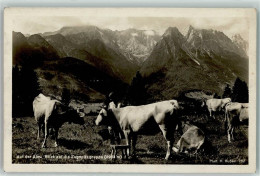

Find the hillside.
[
  {"left": 13, "top": 31, "right": 128, "bottom": 101},
  {"left": 43, "top": 26, "right": 138, "bottom": 83},
  {"left": 13, "top": 32, "right": 59, "bottom": 67}
]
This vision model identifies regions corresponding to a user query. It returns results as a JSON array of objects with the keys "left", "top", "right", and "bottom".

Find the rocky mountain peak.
[
  {"left": 184, "top": 26, "right": 247, "bottom": 58},
  {"left": 163, "top": 27, "right": 182, "bottom": 37},
  {"left": 232, "top": 34, "right": 248, "bottom": 56},
  {"left": 13, "top": 31, "right": 27, "bottom": 42},
  {"left": 187, "top": 25, "right": 195, "bottom": 35}
]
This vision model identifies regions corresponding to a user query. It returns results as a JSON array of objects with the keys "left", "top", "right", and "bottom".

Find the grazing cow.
[
  {"left": 173, "top": 121, "right": 205, "bottom": 154},
  {"left": 202, "top": 98, "right": 231, "bottom": 118},
  {"left": 225, "top": 102, "right": 249, "bottom": 143},
  {"left": 95, "top": 100, "right": 179, "bottom": 160},
  {"left": 33, "top": 94, "right": 85, "bottom": 148}
]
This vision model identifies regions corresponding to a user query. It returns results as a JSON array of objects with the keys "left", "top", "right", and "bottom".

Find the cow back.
[
  {"left": 110, "top": 100, "right": 179, "bottom": 134},
  {"left": 181, "top": 125, "right": 205, "bottom": 149}
]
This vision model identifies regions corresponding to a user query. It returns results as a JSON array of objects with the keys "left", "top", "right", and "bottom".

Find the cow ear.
[
  {"left": 102, "top": 104, "right": 108, "bottom": 110},
  {"left": 175, "top": 124, "right": 179, "bottom": 130}
]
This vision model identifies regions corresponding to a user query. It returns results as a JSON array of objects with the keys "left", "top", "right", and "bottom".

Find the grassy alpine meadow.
[{"left": 12, "top": 108, "right": 248, "bottom": 164}]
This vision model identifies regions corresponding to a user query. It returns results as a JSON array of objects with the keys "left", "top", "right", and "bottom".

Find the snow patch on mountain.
[
  {"left": 144, "top": 30, "right": 155, "bottom": 36},
  {"left": 131, "top": 33, "right": 138, "bottom": 37}
]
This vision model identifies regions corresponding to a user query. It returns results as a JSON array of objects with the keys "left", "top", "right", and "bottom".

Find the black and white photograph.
[{"left": 3, "top": 8, "right": 256, "bottom": 173}]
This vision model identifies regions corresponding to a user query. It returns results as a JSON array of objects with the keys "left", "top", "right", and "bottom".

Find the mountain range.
[{"left": 13, "top": 25, "right": 248, "bottom": 101}]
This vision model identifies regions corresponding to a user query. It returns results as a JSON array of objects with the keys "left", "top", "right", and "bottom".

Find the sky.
[{"left": 13, "top": 16, "right": 249, "bottom": 41}]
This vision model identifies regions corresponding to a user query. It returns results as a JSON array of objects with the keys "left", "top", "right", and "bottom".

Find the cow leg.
[
  {"left": 42, "top": 124, "right": 45, "bottom": 137},
  {"left": 37, "top": 123, "right": 41, "bottom": 140},
  {"left": 123, "top": 130, "right": 131, "bottom": 157},
  {"left": 131, "top": 134, "right": 137, "bottom": 157},
  {"left": 173, "top": 138, "right": 181, "bottom": 153},
  {"left": 231, "top": 127, "right": 235, "bottom": 141},
  {"left": 208, "top": 109, "right": 212, "bottom": 117},
  {"left": 114, "top": 148, "right": 117, "bottom": 160},
  {"left": 42, "top": 121, "right": 49, "bottom": 148},
  {"left": 227, "top": 125, "right": 232, "bottom": 143},
  {"left": 125, "top": 148, "right": 128, "bottom": 160},
  {"left": 54, "top": 128, "right": 59, "bottom": 147},
  {"left": 159, "top": 124, "right": 174, "bottom": 160},
  {"left": 212, "top": 111, "right": 215, "bottom": 119},
  {"left": 111, "top": 146, "right": 115, "bottom": 160},
  {"left": 121, "top": 149, "right": 125, "bottom": 160}
]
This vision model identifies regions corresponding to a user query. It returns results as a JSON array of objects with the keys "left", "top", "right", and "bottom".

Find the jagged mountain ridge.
[
  {"left": 185, "top": 25, "right": 247, "bottom": 58},
  {"left": 14, "top": 24, "right": 248, "bottom": 101},
  {"left": 13, "top": 32, "right": 60, "bottom": 66},
  {"left": 42, "top": 26, "right": 160, "bottom": 66},
  {"left": 140, "top": 26, "right": 248, "bottom": 100},
  {"left": 116, "top": 28, "right": 160, "bottom": 64}
]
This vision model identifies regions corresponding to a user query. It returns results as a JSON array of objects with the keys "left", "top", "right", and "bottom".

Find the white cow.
[
  {"left": 96, "top": 100, "right": 180, "bottom": 160},
  {"left": 202, "top": 98, "right": 231, "bottom": 118},
  {"left": 225, "top": 102, "right": 249, "bottom": 143}
]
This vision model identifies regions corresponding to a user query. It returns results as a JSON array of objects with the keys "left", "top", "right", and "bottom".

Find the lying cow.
[
  {"left": 95, "top": 100, "right": 179, "bottom": 160},
  {"left": 225, "top": 102, "right": 248, "bottom": 143},
  {"left": 202, "top": 98, "right": 231, "bottom": 118},
  {"left": 173, "top": 121, "right": 205, "bottom": 154},
  {"left": 33, "top": 93, "right": 85, "bottom": 148}
]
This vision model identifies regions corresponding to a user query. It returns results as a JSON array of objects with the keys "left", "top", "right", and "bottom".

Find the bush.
[
  {"left": 12, "top": 65, "right": 41, "bottom": 116},
  {"left": 231, "top": 78, "right": 248, "bottom": 103}
]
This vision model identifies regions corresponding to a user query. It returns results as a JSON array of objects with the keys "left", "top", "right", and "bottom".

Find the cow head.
[
  {"left": 221, "top": 98, "right": 232, "bottom": 109},
  {"left": 201, "top": 98, "right": 207, "bottom": 107},
  {"left": 95, "top": 107, "right": 108, "bottom": 126},
  {"left": 170, "top": 100, "right": 179, "bottom": 109},
  {"left": 66, "top": 108, "right": 85, "bottom": 125}
]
